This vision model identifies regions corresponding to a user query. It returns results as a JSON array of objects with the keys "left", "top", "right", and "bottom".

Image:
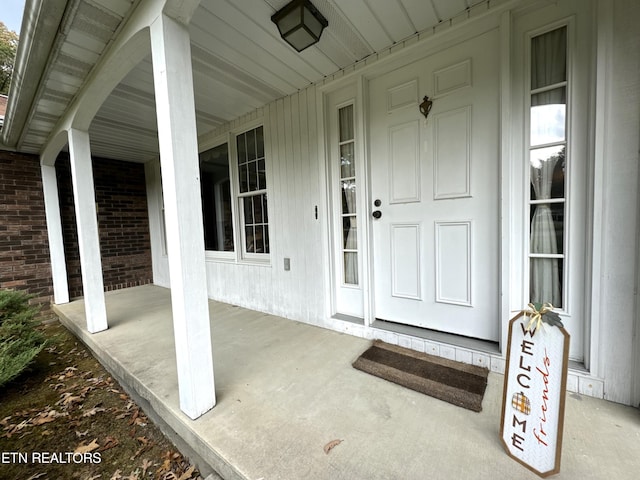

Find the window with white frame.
[
  {"left": 198, "top": 125, "right": 269, "bottom": 258},
  {"left": 200, "top": 142, "right": 234, "bottom": 252},
  {"left": 236, "top": 126, "right": 269, "bottom": 255},
  {"left": 528, "top": 26, "right": 567, "bottom": 308},
  {"left": 338, "top": 104, "right": 358, "bottom": 285}
]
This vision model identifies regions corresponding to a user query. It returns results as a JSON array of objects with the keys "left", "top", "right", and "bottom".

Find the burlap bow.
[{"left": 522, "top": 302, "right": 564, "bottom": 333}]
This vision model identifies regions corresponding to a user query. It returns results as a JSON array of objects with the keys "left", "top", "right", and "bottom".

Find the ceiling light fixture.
[{"left": 271, "top": 0, "right": 328, "bottom": 52}]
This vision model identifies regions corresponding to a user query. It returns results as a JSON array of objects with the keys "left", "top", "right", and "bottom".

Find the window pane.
[
  {"left": 339, "top": 105, "right": 354, "bottom": 142},
  {"left": 245, "top": 226, "right": 255, "bottom": 252},
  {"left": 341, "top": 180, "right": 356, "bottom": 214},
  {"left": 247, "top": 128, "right": 257, "bottom": 161},
  {"left": 344, "top": 252, "right": 358, "bottom": 285},
  {"left": 531, "top": 88, "right": 566, "bottom": 145},
  {"left": 256, "top": 126, "right": 264, "bottom": 158},
  {"left": 530, "top": 146, "right": 565, "bottom": 199},
  {"left": 342, "top": 216, "right": 357, "bottom": 249},
  {"left": 263, "top": 224, "right": 270, "bottom": 254},
  {"left": 239, "top": 164, "right": 249, "bottom": 193},
  {"left": 531, "top": 27, "right": 566, "bottom": 90},
  {"left": 340, "top": 143, "right": 355, "bottom": 178},
  {"left": 262, "top": 194, "right": 268, "bottom": 222},
  {"left": 257, "top": 158, "right": 266, "bottom": 190},
  {"left": 254, "top": 195, "right": 263, "bottom": 223},
  {"left": 530, "top": 258, "right": 563, "bottom": 307},
  {"left": 530, "top": 203, "right": 564, "bottom": 254},
  {"left": 248, "top": 161, "right": 259, "bottom": 191},
  {"left": 199, "top": 143, "right": 234, "bottom": 251},
  {"left": 237, "top": 133, "right": 247, "bottom": 164},
  {"left": 243, "top": 196, "right": 254, "bottom": 224}
]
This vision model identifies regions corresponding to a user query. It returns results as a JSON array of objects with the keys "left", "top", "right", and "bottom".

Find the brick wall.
[
  {"left": 55, "top": 155, "right": 152, "bottom": 299},
  {"left": 0, "top": 152, "right": 54, "bottom": 311},
  {"left": 0, "top": 150, "right": 152, "bottom": 310}
]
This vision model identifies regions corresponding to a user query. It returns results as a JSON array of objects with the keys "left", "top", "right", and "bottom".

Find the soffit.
[{"left": 10, "top": 0, "right": 495, "bottom": 162}]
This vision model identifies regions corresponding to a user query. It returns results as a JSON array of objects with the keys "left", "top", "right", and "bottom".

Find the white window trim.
[
  {"left": 230, "top": 119, "right": 271, "bottom": 265},
  {"left": 523, "top": 18, "right": 574, "bottom": 315},
  {"left": 199, "top": 133, "right": 238, "bottom": 262},
  {"left": 198, "top": 118, "right": 271, "bottom": 266}
]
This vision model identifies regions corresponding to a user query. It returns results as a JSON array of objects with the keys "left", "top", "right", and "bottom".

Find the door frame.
[
  {"left": 361, "top": 13, "right": 508, "bottom": 341},
  {"left": 321, "top": 10, "right": 510, "bottom": 337},
  {"left": 321, "top": 76, "right": 372, "bottom": 321}
]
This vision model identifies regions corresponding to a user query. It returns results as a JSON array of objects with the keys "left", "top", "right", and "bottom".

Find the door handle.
[{"left": 372, "top": 210, "right": 382, "bottom": 219}]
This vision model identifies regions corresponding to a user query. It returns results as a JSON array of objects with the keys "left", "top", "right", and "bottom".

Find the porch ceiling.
[{"left": 3, "top": 0, "right": 489, "bottom": 162}]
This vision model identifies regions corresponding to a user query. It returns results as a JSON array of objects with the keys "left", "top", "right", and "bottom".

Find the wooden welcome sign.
[{"left": 500, "top": 305, "right": 570, "bottom": 477}]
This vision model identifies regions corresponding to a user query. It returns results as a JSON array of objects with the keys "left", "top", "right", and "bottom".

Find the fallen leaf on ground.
[
  {"left": 323, "top": 439, "right": 343, "bottom": 454},
  {"left": 83, "top": 406, "right": 106, "bottom": 417},
  {"left": 178, "top": 465, "right": 196, "bottom": 480},
  {"left": 31, "top": 410, "right": 58, "bottom": 425},
  {"left": 99, "top": 436, "right": 120, "bottom": 452},
  {"left": 75, "top": 438, "right": 100, "bottom": 454},
  {"left": 140, "top": 458, "right": 153, "bottom": 476},
  {"left": 25, "top": 473, "right": 47, "bottom": 480},
  {"left": 59, "top": 392, "right": 83, "bottom": 407}
]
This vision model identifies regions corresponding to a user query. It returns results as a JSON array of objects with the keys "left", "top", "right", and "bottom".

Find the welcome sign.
[{"left": 500, "top": 308, "right": 570, "bottom": 477}]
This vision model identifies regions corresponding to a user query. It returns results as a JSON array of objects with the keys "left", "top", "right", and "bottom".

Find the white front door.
[{"left": 369, "top": 29, "right": 500, "bottom": 342}]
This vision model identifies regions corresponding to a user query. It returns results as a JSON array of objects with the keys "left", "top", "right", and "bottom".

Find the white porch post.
[
  {"left": 68, "top": 128, "right": 108, "bottom": 333},
  {"left": 40, "top": 163, "right": 70, "bottom": 305},
  {"left": 150, "top": 13, "right": 215, "bottom": 419}
]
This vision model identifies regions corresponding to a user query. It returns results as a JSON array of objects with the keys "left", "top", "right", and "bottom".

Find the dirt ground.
[{"left": 0, "top": 320, "right": 206, "bottom": 480}]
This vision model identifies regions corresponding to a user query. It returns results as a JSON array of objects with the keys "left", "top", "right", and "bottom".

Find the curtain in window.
[
  {"left": 339, "top": 105, "right": 358, "bottom": 285},
  {"left": 530, "top": 158, "right": 561, "bottom": 305},
  {"left": 342, "top": 184, "right": 357, "bottom": 285},
  {"left": 529, "top": 27, "right": 565, "bottom": 306}
]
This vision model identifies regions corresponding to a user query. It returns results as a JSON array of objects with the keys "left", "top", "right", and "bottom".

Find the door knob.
[
  {"left": 374, "top": 199, "right": 382, "bottom": 207},
  {"left": 372, "top": 210, "right": 382, "bottom": 219}
]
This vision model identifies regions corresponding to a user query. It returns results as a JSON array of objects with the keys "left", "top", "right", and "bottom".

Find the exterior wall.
[
  {"left": 594, "top": 0, "right": 640, "bottom": 405},
  {"left": 0, "top": 149, "right": 152, "bottom": 311},
  {"left": 55, "top": 155, "right": 153, "bottom": 298},
  {"left": 145, "top": 0, "right": 640, "bottom": 405},
  {"left": 0, "top": 151, "right": 54, "bottom": 311},
  {"left": 149, "top": 88, "right": 328, "bottom": 325}
]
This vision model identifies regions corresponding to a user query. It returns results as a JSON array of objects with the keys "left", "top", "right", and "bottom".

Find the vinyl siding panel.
[{"left": 149, "top": 86, "right": 327, "bottom": 325}]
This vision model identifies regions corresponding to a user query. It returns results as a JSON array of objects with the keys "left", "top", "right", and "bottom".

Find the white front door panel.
[{"left": 369, "top": 29, "right": 500, "bottom": 342}]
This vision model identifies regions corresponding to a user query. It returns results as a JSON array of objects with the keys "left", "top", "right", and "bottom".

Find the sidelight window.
[
  {"left": 528, "top": 26, "right": 567, "bottom": 308},
  {"left": 338, "top": 104, "right": 358, "bottom": 285}
]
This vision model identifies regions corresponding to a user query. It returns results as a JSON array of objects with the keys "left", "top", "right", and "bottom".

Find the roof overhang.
[
  {"left": 1, "top": 0, "right": 525, "bottom": 162},
  {"left": 1, "top": 0, "right": 68, "bottom": 149}
]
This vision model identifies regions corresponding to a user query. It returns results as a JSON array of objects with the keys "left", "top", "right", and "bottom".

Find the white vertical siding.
[
  {"left": 141, "top": 0, "right": 640, "bottom": 406},
  {"left": 594, "top": 0, "right": 640, "bottom": 405},
  {"left": 149, "top": 86, "right": 328, "bottom": 325}
]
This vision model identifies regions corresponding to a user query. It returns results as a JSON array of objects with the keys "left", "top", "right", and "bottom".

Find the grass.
[{"left": 0, "top": 321, "right": 206, "bottom": 480}]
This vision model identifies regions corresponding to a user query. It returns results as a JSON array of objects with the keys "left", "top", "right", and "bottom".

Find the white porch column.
[
  {"left": 68, "top": 128, "right": 108, "bottom": 333},
  {"left": 150, "top": 13, "right": 215, "bottom": 419},
  {"left": 40, "top": 163, "right": 70, "bottom": 305}
]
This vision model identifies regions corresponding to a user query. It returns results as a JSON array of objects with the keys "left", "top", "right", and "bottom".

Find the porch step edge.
[{"left": 53, "top": 305, "right": 245, "bottom": 480}]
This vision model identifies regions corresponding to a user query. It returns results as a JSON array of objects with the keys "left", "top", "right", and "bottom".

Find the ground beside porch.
[{"left": 54, "top": 285, "right": 640, "bottom": 480}]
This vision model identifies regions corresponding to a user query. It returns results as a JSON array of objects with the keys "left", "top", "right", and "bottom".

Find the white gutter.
[{"left": 0, "top": 0, "right": 68, "bottom": 149}]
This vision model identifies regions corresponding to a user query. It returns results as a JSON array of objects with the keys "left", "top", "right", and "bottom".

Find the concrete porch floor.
[{"left": 53, "top": 285, "right": 640, "bottom": 480}]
